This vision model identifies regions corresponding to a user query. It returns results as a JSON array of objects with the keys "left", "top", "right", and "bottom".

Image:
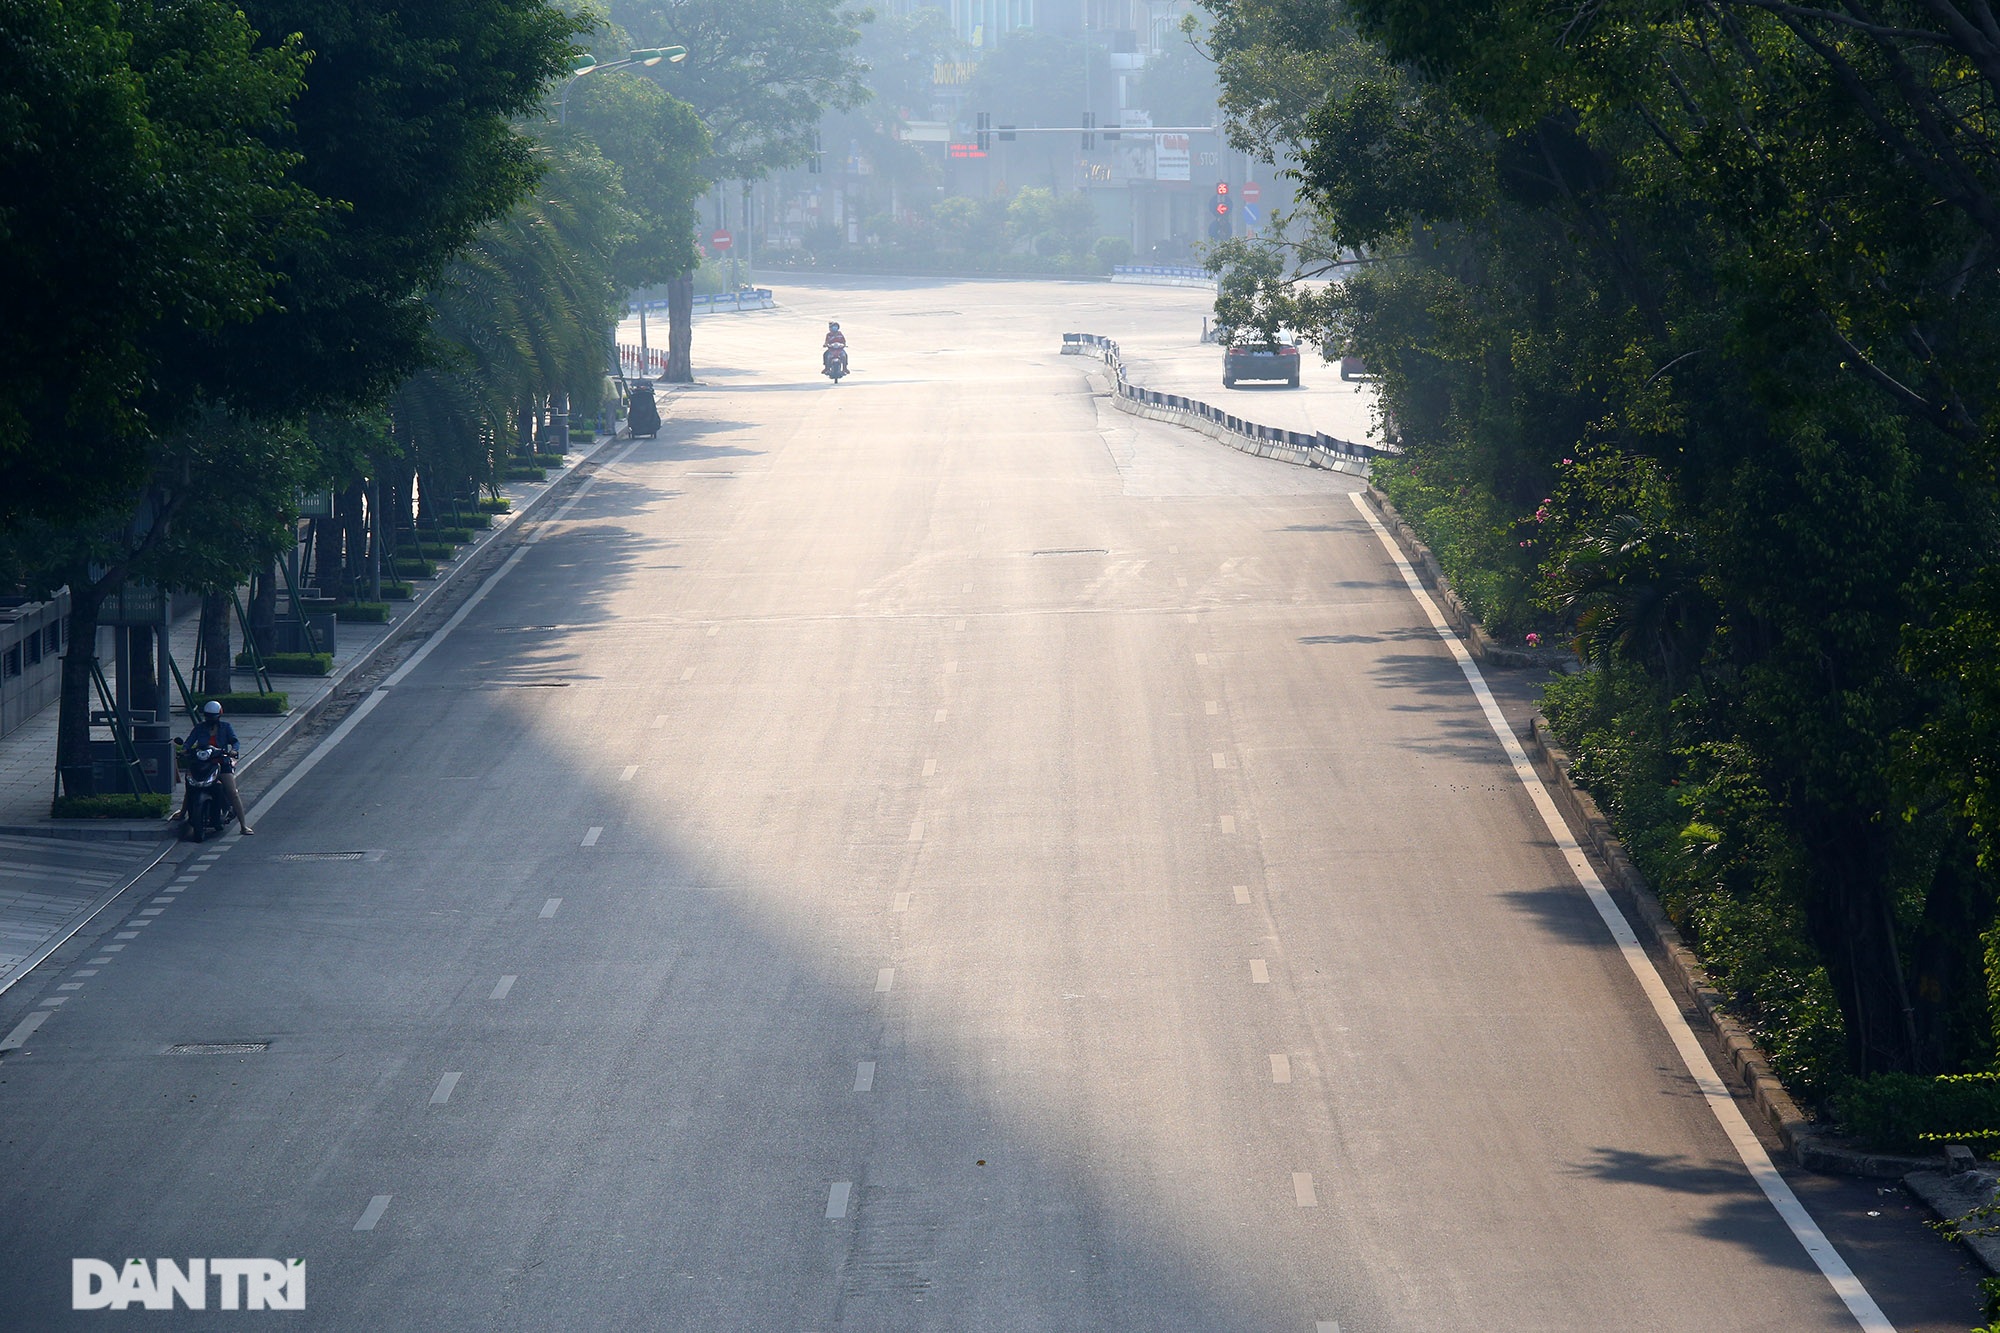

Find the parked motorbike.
[
  {"left": 822, "top": 345, "right": 849, "bottom": 383},
  {"left": 627, "top": 381, "right": 661, "bottom": 438},
  {"left": 179, "top": 741, "right": 229, "bottom": 843}
]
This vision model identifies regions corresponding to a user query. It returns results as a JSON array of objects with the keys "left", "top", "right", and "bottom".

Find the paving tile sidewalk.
[{"left": 0, "top": 424, "right": 636, "bottom": 993}]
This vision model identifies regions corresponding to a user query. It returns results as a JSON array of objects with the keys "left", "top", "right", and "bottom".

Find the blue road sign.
[{"left": 1242, "top": 203, "right": 1262, "bottom": 225}]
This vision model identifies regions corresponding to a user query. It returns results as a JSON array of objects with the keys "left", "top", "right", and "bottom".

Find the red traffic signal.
[
  {"left": 1215, "top": 182, "right": 1230, "bottom": 195},
  {"left": 1214, "top": 200, "right": 1230, "bottom": 215}
]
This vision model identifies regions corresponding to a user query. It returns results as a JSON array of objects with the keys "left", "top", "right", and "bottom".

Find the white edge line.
[{"left": 1349, "top": 491, "right": 1893, "bottom": 1332}]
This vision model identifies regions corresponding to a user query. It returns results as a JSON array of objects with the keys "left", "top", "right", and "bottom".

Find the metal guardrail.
[
  {"left": 1110, "top": 265, "right": 1216, "bottom": 289},
  {"left": 628, "top": 288, "right": 776, "bottom": 317},
  {"left": 1060, "top": 332, "right": 1383, "bottom": 470}
]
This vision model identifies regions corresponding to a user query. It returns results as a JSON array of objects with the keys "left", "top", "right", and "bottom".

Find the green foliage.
[
  {"left": 389, "top": 558, "right": 437, "bottom": 579},
  {"left": 194, "top": 692, "right": 288, "bottom": 715},
  {"left": 235, "top": 651, "right": 330, "bottom": 676},
  {"left": 378, "top": 581, "right": 415, "bottom": 600},
  {"left": 1832, "top": 1071, "right": 2000, "bottom": 1153},
  {"left": 51, "top": 793, "right": 173, "bottom": 820},
  {"left": 562, "top": 73, "right": 709, "bottom": 287},
  {"left": 333, "top": 603, "right": 389, "bottom": 623},
  {"left": 477, "top": 498, "right": 513, "bottom": 513}
]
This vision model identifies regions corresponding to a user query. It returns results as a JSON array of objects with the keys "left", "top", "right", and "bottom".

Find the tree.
[
  {"left": 610, "top": 0, "right": 870, "bottom": 380},
  {"left": 563, "top": 75, "right": 710, "bottom": 291}
]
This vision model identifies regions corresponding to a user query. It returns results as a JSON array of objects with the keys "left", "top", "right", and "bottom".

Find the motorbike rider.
[
  {"left": 180, "top": 700, "right": 252, "bottom": 835},
  {"left": 822, "top": 321, "right": 847, "bottom": 373}
]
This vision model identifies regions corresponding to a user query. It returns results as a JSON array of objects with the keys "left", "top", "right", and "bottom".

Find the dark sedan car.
[{"left": 1223, "top": 340, "right": 1301, "bottom": 388}]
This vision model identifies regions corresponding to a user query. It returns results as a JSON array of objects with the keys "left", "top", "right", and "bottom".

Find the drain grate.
[
  {"left": 1031, "top": 548, "right": 1108, "bottom": 556},
  {"left": 275, "top": 852, "right": 368, "bottom": 862},
  {"left": 166, "top": 1042, "right": 268, "bottom": 1055}
]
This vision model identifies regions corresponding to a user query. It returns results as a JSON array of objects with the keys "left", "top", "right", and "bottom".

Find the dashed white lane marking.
[
  {"left": 124, "top": 920, "right": 150, "bottom": 929},
  {"left": 0, "top": 1011, "right": 51, "bottom": 1051},
  {"left": 620, "top": 766, "right": 638, "bottom": 781},
  {"left": 100, "top": 944, "right": 124, "bottom": 952},
  {"left": 1271, "top": 1055, "right": 1292, "bottom": 1084},
  {"left": 1293, "top": 1172, "right": 1318, "bottom": 1207},
  {"left": 652, "top": 714, "right": 668, "bottom": 728},
  {"left": 1212, "top": 753, "right": 1228, "bottom": 770},
  {"left": 1233, "top": 885, "right": 1250, "bottom": 904},
  {"left": 581, "top": 827, "right": 602, "bottom": 847},
  {"left": 1350, "top": 491, "right": 1892, "bottom": 1330},
  {"left": 854, "top": 1061, "right": 876, "bottom": 1092},
  {"left": 1249, "top": 960, "right": 1270, "bottom": 984},
  {"left": 38, "top": 997, "right": 66, "bottom": 1007},
  {"left": 89, "top": 957, "right": 113, "bottom": 965},
  {"left": 934, "top": 709, "right": 947, "bottom": 723},
  {"left": 1187, "top": 613, "right": 1198, "bottom": 623},
  {"left": 1318, "top": 1322, "right": 1342, "bottom": 1332},
  {"left": 826, "top": 1182, "right": 852, "bottom": 1219},
  {"left": 954, "top": 618, "right": 967, "bottom": 631},
  {"left": 1176, "top": 576, "right": 1188, "bottom": 588},
  {"left": 138, "top": 908, "right": 164, "bottom": 916},
  {"left": 875, "top": 968, "right": 895, "bottom": 994},
  {"left": 1194, "top": 653, "right": 1208, "bottom": 665},
  {"left": 353, "top": 1196, "right": 392, "bottom": 1231},
  {"left": 680, "top": 667, "right": 696, "bottom": 682},
  {"left": 908, "top": 820, "right": 925, "bottom": 842},
  {"left": 962, "top": 582, "right": 974, "bottom": 592},
  {"left": 706, "top": 626, "right": 719, "bottom": 637},
  {"left": 57, "top": 983, "right": 81, "bottom": 991},
  {"left": 430, "top": 1073, "right": 462, "bottom": 1105},
  {"left": 114, "top": 932, "right": 139, "bottom": 940},
  {"left": 539, "top": 898, "right": 562, "bottom": 919},
  {"left": 149, "top": 896, "right": 174, "bottom": 904},
  {"left": 490, "top": 976, "right": 517, "bottom": 1000},
  {"left": 1205, "top": 701, "right": 1218, "bottom": 715},
  {"left": 1219, "top": 816, "right": 1236, "bottom": 834},
  {"left": 891, "top": 893, "right": 912, "bottom": 912},
  {"left": 75, "top": 969, "right": 97, "bottom": 977},
  {"left": 943, "top": 661, "right": 958, "bottom": 675},
  {"left": 1168, "top": 545, "right": 1180, "bottom": 554},
  {"left": 922, "top": 758, "right": 937, "bottom": 778}
]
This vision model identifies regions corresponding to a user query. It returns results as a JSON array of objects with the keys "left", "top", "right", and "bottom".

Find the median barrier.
[{"left": 1061, "top": 332, "right": 1381, "bottom": 477}]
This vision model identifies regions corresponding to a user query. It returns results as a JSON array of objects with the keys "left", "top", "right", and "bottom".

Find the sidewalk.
[{"left": 0, "top": 423, "right": 636, "bottom": 993}]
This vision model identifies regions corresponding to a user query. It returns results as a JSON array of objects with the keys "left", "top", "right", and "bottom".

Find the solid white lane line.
[
  {"left": 854, "top": 1061, "right": 876, "bottom": 1092},
  {"left": 430, "top": 1073, "right": 462, "bottom": 1105},
  {"left": 908, "top": 820, "right": 925, "bottom": 842},
  {"left": 875, "top": 968, "right": 895, "bottom": 994},
  {"left": 1233, "top": 885, "right": 1250, "bottom": 904},
  {"left": 1249, "top": 959, "right": 1270, "bottom": 984},
  {"left": 620, "top": 766, "right": 638, "bottom": 781},
  {"left": 353, "top": 1196, "right": 392, "bottom": 1232},
  {"left": 892, "top": 893, "right": 912, "bottom": 912},
  {"left": 1219, "top": 816, "right": 1236, "bottom": 834},
  {"left": 539, "top": 898, "right": 562, "bottom": 919},
  {"left": 582, "top": 827, "right": 602, "bottom": 847},
  {"left": 1350, "top": 491, "right": 1892, "bottom": 1330},
  {"left": 246, "top": 688, "right": 389, "bottom": 826},
  {"left": 922, "top": 758, "right": 938, "bottom": 778},
  {"left": 1271, "top": 1054, "right": 1292, "bottom": 1084},
  {"left": 490, "top": 975, "right": 517, "bottom": 1000},
  {"left": 0, "top": 1011, "right": 51, "bottom": 1051},
  {"left": 826, "top": 1182, "right": 852, "bottom": 1219},
  {"left": 1293, "top": 1172, "right": 1318, "bottom": 1207}
]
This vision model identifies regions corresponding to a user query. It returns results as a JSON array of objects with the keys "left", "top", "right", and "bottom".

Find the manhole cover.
[
  {"left": 165, "top": 1042, "right": 268, "bottom": 1055},
  {"left": 275, "top": 852, "right": 368, "bottom": 862}
]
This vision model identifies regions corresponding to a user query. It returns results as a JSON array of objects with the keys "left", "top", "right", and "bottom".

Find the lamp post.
[{"left": 555, "top": 46, "right": 687, "bottom": 436}]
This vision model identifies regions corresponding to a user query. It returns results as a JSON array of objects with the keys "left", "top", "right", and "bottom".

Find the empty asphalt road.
[{"left": 0, "top": 279, "right": 1978, "bottom": 1330}]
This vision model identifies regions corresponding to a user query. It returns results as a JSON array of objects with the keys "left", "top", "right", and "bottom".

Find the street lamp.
[{"left": 557, "top": 46, "right": 687, "bottom": 124}]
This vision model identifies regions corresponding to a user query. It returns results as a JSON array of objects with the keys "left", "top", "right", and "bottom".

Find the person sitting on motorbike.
[
  {"left": 179, "top": 700, "right": 252, "bottom": 835},
  {"left": 823, "top": 321, "right": 847, "bottom": 372}
]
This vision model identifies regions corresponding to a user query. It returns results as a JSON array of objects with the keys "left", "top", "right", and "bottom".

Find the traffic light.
[
  {"left": 1214, "top": 181, "right": 1232, "bottom": 217},
  {"left": 976, "top": 112, "right": 992, "bottom": 152}
]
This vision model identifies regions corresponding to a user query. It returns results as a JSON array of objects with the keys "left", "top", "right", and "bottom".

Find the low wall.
[{"left": 0, "top": 595, "right": 69, "bottom": 741}]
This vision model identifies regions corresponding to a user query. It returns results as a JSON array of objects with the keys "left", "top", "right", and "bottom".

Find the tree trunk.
[
  {"left": 198, "top": 592, "right": 233, "bottom": 697},
  {"left": 128, "top": 625, "right": 159, "bottom": 718},
  {"left": 54, "top": 573, "right": 107, "bottom": 798},
  {"left": 312, "top": 512, "right": 342, "bottom": 596},
  {"left": 1804, "top": 809, "right": 1923, "bottom": 1074},
  {"left": 665, "top": 271, "right": 694, "bottom": 383},
  {"left": 249, "top": 562, "right": 278, "bottom": 657}
]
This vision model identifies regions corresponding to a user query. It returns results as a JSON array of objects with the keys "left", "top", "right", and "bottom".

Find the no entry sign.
[{"left": 710, "top": 229, "right": 733, "bottom": 252}]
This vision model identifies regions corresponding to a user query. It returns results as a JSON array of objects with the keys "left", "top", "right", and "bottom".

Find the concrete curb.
[
  {"left": 1115, "top": 393, "right": 1371, "bottom": 475},
  {"left": 1902, "top": 1166, "right": 2000, "bottom": 1275},
  {"left": 1358, "top": 490, "right": 1951, "bottom": 1187}
]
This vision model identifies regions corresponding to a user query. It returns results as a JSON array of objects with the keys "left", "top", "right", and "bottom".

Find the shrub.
[
  {"left": 1833, "top": 1071, "right": 2000, "bottom": 1152},
  {"left": 334, "top": 602, "right": 390, "bottom": 623},
  {"left": 236, "top": 651, "right": 331, "bottom": 676},
  {"left": 417, "top": 526, "right": 475, "bottom": 544},
  {"left": 390, "top": 557, "right": 436, "bottom": 578},
  {"left": 194, "top": 691, "right": 287, "bottom": 715},
  {"left": 410, "top": 542, "right": 455, "bottom": 560},
  {"left": 477, "top": 497, "right": 512, "bottom": 513},
  {"left": 379, "top": 580, "right": 414, "bottom": 600},
  {"left": 504, "top": 466, "right": 547, "bottom": 482},
  {"left": 52, "top": 793, "right": 173, "bottom": 820},
  {"left": 459, "top": 512, "right": 494, "bottom": 529}
]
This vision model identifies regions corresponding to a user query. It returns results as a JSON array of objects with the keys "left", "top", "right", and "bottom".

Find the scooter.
[
  {"left": 822, "top": 345, "right": 849, "bottom": 383},
  {"left": 179, "top": 741, "right": 229, "bottom": 843}
]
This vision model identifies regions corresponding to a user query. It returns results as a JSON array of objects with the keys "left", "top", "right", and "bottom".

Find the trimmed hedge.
[
  {"left": 237, "top": 651, "right": 331, "bottom": 676},
  {"left": 1834, "top": 1071, "right": 2000, "bottom": 1152},
  {"left": 477, "top": 497, "right": 512, "bottom": 514},
  {"left": 503, "top": 466, "right": 547, "bottom": 482},
  {"left": 458, "top": 512, "right": 494, "bottom": 529},
  {"left": 53, "top": 793, "right": 173, "bottom": 820},
  {"left": 390, "top": 557, "right": 436, "bottom": 579},
  {"left": 416, "top": 526, "right": 476, "bottom": 544},
  {"left": 195, "top": 691, "right": 287, "bottom": 715},
  {"left": 379, "top": 580, "right": 414, "bottom": 600},
  {"left": 334, "top": 602, "right": 390, "bottom": 623}
]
